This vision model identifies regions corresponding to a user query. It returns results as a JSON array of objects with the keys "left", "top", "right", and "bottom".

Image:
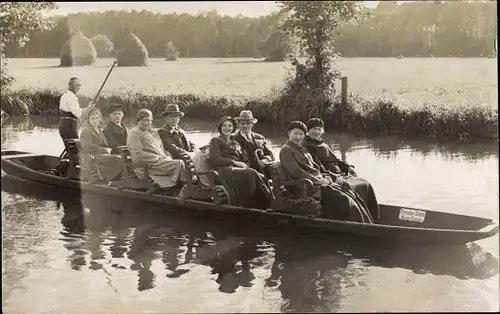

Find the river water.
[{"left": 1, "top": 116, "right": 499, "bottom": 313}]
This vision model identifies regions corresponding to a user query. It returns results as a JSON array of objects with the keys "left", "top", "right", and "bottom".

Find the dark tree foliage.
[
  {"left": 1, "top": 2, "right": 57, "bottom": 90},
  {"left": 3, "top": 2, "right": 496, "bottom": 59}
]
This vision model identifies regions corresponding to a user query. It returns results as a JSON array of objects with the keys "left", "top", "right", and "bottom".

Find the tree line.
[{"left": 4, "top": 1, "right": 497, "bottom": 59}]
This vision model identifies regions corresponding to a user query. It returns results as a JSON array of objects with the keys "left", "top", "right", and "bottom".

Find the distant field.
[{"left": 7, "top": 57, "right": 497, "bottom": 109}]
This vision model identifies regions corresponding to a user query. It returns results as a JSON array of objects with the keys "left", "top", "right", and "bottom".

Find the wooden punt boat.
[{"left": 1, "top": 149, "right": 498, "bottom": 245}]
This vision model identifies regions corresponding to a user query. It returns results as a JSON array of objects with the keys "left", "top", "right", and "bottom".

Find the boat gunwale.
[{"left": 1, "top": 150, "right": 498, "bottom": 238}]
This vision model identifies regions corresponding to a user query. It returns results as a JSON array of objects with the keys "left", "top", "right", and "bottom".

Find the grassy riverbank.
[{"left": 1, "top": 88, "right": 497, "bottom": 142}]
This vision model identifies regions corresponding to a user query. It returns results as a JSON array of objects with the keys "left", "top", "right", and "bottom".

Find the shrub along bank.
[{"left": 1, "top": 88, "right": 497, "bottom": 142}]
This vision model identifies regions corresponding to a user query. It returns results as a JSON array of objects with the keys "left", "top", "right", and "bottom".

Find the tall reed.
[{"left": 1, "top": 88, "right": 497, "bottom": 141}]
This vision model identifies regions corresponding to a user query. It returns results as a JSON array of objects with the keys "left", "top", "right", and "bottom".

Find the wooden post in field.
[{"left": 340, "top": 76, "right": 348, "bottom": 129}]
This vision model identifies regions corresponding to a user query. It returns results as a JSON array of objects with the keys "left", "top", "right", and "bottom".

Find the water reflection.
[{"left": 2, "top": 176, "right": 498, "bottom": 310}]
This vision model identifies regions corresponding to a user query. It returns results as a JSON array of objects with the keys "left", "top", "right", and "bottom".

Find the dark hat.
[
  {"left": 234, "top": 110, "right": 257, "bottom": 123},
  {"left": 288, "top": 121, "right": 307, "bottom": 133},
  {"left": 160, "top": 104, "right": 184, "bottom": 117},
  {"left": 108, "top": 103, "right": 125, "bottom": 114},
  {"left": 217, "top": 116, "right": 236, "bottom": 134},
  {"left": 306, "top": 118, "right": 324, "bottom": 130},
  {"left": 136, "top": 108, "right": 153, "bottom": 121}
]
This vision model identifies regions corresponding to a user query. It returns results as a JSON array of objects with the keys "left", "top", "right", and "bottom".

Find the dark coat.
[
  {"left": 208, "top": 135, "right": 273, "bottom": 209},
  {"left": 302, "top": 135, "right": 351, "bottom": 173},
  {"left": 279, "top": 140, "right": 323, "bottom": 184},
  {"left": 103, "top": 121, "right": 128, "bottom": 154},
  {"left": 80, "top": 126, "right": 122, "bottom": 181},
  {"left": 208, "top": 135, "right": 248, "bottom": 168},
  {"left": 157, "top": 124, "right": 193, "bottom": 159},
  {"left": 80, "top": 126, "right": 111, "bottom": 155},
  {"left": 234, "top": 130, "right": 274, "bottom": 173}
]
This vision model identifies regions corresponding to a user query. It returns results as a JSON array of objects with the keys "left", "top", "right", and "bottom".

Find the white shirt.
[{"left": 59, "top": 90, "right": 81, "bottom": 118}]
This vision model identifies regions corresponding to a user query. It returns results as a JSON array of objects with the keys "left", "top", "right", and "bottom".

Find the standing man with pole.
[
  {"left": 58, "top": 61, "right": 117, "bottom": 142},
  {"left": 58, "top": 77, "right": 89, "bottom": 140}
]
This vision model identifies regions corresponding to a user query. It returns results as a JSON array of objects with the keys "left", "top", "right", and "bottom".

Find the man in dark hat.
[
  {"left": 303, "top": 118, "right": 353, "bottom": 175},
  {"left": 233, "top": 110, "right": 275, "bottom": 176},
  {"left": 303, "top": 118, "right": 380, "bottom": 220},
  {"left": 103, "top": 103, "right": 128, "bottom": 154},
  {"left": 157, "top": 104, "right": 195, "bottom": 159}
]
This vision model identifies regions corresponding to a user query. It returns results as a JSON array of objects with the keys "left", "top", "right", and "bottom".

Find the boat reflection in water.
[{"left": 2, "top": 175, "right": 498, "bottom": 312}]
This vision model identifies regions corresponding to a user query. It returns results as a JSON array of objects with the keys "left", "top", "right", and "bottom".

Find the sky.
[{"left": 49, "top": 1, "right": 380, "bottom": 17}]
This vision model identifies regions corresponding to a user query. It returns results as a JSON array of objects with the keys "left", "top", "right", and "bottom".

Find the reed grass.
[{"left": 1, "top": 88, "right": 497, "bottom": 141}]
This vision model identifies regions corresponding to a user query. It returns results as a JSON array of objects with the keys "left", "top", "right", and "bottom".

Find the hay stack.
[
  {"left": 91, "top": 34, "right": 114, "bottom": 57},
  {"left": 60, "top": 31, "right": 97, "bottom": 67},
  {"left": 165, "top": 41, "right": 179, "bottom": 61},
  {"left": 116, "top": 33, "right": 148, "bottom": 67}
]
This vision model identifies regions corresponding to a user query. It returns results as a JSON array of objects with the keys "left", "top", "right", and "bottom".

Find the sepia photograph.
[{"left": 1, "top": 1, "right": 498, "bottom": 313}]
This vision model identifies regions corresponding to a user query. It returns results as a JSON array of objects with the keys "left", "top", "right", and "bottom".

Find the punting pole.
[{"left": 77, "top": 61, "right": 117, "bottom": 130}]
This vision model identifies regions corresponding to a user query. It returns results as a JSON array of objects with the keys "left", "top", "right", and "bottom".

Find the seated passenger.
[
  {"left": 208, "top": 116, "right": 274, "bottom": 209},
  {"left": 233, "top": 110, "right": 275, "bottom": 177},
  {"left": 103, "top": 103, "right": 128, "bottom": 154},
  {"left": 127, "top": 109, "right": 188, "bottom": 193},
  {"left": 303, "top": 118, "right": 380, "bottom": 220},
  {"left": 279, "top": 121, "right": 374, "bottom": 223},
  {"left": 79, "top": 108, "right": 122, "bottom": 182},
  {"left": 157, "top": 104, "right": 195, "bottom": 159}
]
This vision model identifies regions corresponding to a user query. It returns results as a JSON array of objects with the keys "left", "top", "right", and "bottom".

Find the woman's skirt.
[
  {"left": 145, "top": 157, "right": 188, "bottom": 188},
  {"left": 80, "top": 154, "right": 122, "bottom": 182},
  {"left": 217, "top": 166, "right": 274, "bottom": 209}
]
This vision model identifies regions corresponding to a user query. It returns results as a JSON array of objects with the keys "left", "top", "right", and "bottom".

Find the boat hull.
[{"left": 2, "top": 150, "right": 498, "bottom": 245}]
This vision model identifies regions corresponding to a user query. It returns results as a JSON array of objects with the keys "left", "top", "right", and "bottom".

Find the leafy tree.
[
  {"left": 0, "top": 2, "right": 57, "bottom": 90},
  {"left": 276, "top": 0, "right": 363, "bottom": 119}
]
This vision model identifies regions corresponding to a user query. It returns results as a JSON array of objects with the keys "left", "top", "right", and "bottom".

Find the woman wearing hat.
[
  {"left": 279, "top": 121, "right": 373, "bottom": 223},
  {"left": 79, "top": 107, "right": 122, "bottom": 182},
  {"left": 127, "top": 109, "right": 188, "bottom": 193},
  {"left": 103, "top": 103, "right": 128, "bottom": 154},
  {"left": 208, "top": 116, "right": 274, "bottom": 209},
  {"left": 303, "top": 118, "right": 380, "bottom": 220}
]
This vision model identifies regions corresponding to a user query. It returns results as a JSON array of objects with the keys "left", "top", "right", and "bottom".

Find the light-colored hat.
[
  {"left": 160, "top": 104, "right": 184, "bottom": 117},
  {"left": 234, "top": 110, "right": 257, "bottom": 123}
]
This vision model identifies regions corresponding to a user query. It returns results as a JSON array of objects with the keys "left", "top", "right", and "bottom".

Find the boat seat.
[
  {"left": 264, "top": 162, "right": 321, "bottom": 217},
  {"left": 114, "top": 145, "right": 154, "bottom": 190},
  {"left": 177, "top": 151, "right": 229, "bottom": 205},
  {"left": 62, "top": 139, "right": 96, "bottom": 181}
]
